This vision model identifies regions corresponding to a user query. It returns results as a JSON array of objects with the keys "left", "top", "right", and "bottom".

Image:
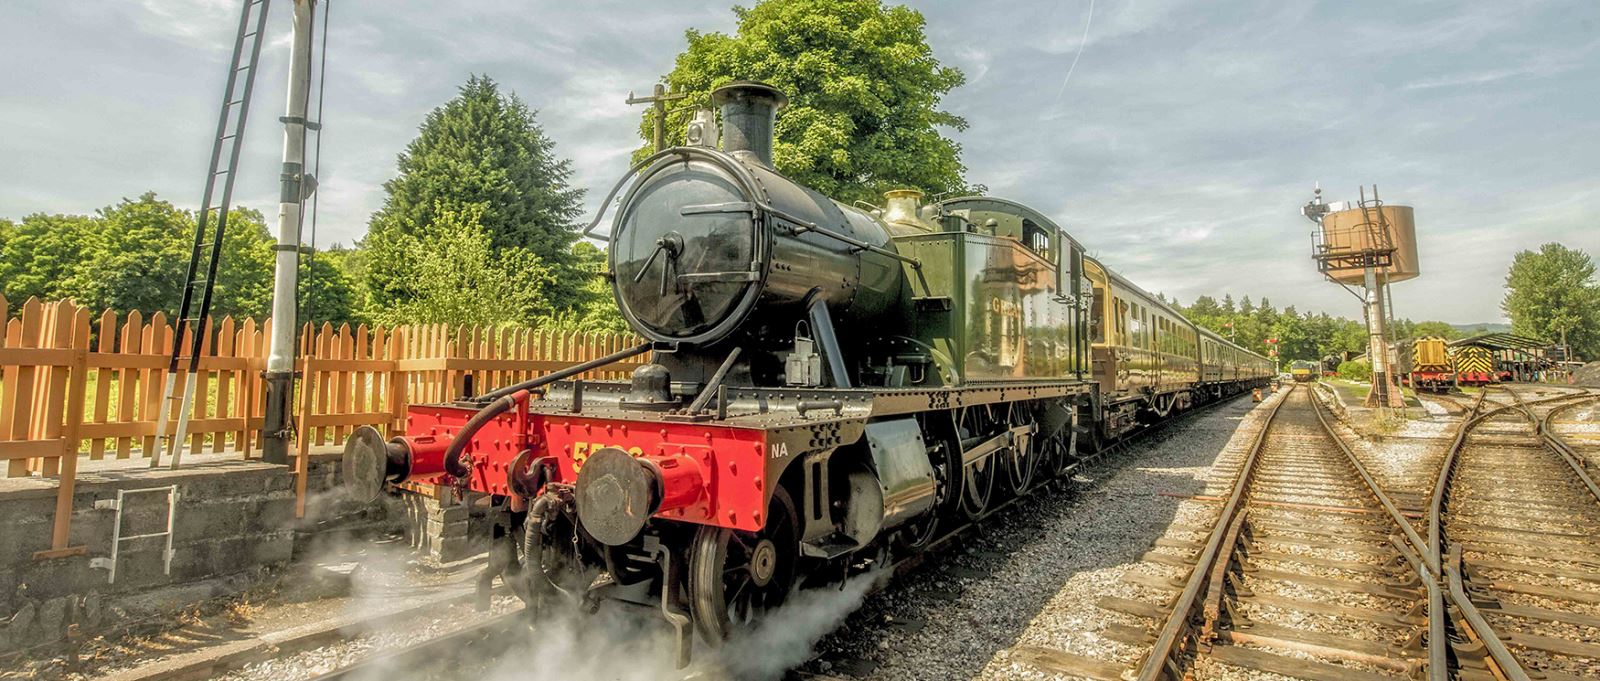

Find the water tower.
[{"left": 1302, "top": 185, "right": 1420, "bottom": 408}]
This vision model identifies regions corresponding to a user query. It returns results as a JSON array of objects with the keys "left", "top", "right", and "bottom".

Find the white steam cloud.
[{"left": 481, "top": 572, "right": 881, "bottom": 681}]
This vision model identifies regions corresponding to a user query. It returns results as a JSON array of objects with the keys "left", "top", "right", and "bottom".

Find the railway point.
[{"left": 1, "top": 2, "right": 1596, "bottom": 680}]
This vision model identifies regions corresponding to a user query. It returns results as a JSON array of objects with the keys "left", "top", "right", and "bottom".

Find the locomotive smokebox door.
[{"left": 609, "top": 155, "right": 765, "bottom": 346}]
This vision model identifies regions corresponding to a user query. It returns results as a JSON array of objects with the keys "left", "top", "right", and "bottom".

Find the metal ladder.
[
  {"left": 152, "top": 0, "right": 273, "bottom": 469},
  {"left": 90, "top": 486, "right": 181, "bottom": 584}
]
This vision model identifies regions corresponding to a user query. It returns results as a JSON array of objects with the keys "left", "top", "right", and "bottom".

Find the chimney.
[{"left": 711, "top": 81, "right": 787, "bottom": 166}]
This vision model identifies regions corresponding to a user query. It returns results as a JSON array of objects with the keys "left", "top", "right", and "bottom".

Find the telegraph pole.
[
  {"left": 627, "top": 83, "right": 687, "bottom": 153},
  {"left": 262, "top": 0, "right": 317, "bottom": 464}
]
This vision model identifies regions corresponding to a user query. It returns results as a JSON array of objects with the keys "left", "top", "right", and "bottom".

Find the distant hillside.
[{"left": 1451, "top": 322, "right": 1511, "bottom": 335}]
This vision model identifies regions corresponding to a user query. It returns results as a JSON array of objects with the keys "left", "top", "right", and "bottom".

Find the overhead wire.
[{"left": 297, "top": 0, "right": 332, "bottom": 334}]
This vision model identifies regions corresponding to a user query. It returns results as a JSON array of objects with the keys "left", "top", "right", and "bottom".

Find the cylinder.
[{"left": 712, "top": 81, "right": 787, "bottom": 166}]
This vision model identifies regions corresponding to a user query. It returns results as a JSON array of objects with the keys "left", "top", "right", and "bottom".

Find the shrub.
[{"left": 1337, "top": 359, "right": 1372, "bottom": 382}]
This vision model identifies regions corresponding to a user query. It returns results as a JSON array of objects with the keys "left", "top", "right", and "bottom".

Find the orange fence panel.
[{"left": 1, "top": 292, "right": 646, "bottom": 536}]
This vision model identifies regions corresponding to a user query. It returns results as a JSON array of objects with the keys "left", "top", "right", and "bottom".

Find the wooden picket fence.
[{"left": 0, "top": 294, "right": 644, "bottom": 555}]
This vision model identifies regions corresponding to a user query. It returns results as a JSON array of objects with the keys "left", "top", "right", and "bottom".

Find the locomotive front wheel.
[
  {"left": 896, "top": 438, "right": 958, "bottom": 552},
  {"left": 689, "top": 487, "right": 800, "bottom": 645}
]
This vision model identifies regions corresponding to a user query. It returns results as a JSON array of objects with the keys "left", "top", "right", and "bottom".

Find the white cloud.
[{"left": 133, "top": 0, "right": 242, "bottom": 51}]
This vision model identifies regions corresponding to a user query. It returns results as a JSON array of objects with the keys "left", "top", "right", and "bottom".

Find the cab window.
[
  {"left": 1091, "top": 284, "right": 1107, "bottom": 343},
  {"left": 1021, "top": 219, "right": 1051, "bottom": 259}
]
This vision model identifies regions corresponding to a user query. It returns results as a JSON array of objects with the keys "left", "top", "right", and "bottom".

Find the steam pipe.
[
  {"left": 521, "top": 492, "right": 575, "bottom": 600},
  {"left": 443, "top": 389, "right": 531, "bottom": 479},
  {"left": 473, "top": 342, "right": 652, "bottom": 403},
  {"left": 806, "top": 295, "right": 852, "bottom": 389}
]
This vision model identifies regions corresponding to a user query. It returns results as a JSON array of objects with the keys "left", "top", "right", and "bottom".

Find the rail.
[
  {"left": 1426, "top": 384, "right": 1600, "bottom": 680},
  {"left": 304, "top": 611, "right": 526, "bottom": 681},
  {"left": 1134, "top": 385, "right": 1293, "bottom": 681}
]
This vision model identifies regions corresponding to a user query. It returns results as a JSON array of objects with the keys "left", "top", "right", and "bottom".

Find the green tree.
[
  {"left": 1188, "top": 295, "right": 1222, "bottom": 318},
  {"left": 302, "top": 244, "right": 363, "bottom": 326},
  {"left": 1407, "top": 320, "right": 1461, "bottom": 340},
  {"left": 543, "top": 241, "right": 627, "bottom": 333},
  {"left": 76, "top": 194, "right": 188, "bottom": 314},
  {"left": 209, "top": 207, "right": 276, "bottom": 320},
  {"left": 0, "top": 212, "right": 100, "bottom": 304},
  {"left": 1330, "top": 319, "right": 1368, "bottom": 356},
  {"left": 299, "top": 256, "right": 359, "bottom": 328},
  {"left": 365, "top": 75, "right": 585, "bottom": 314},
  {"left": 1337, "top": 359, "right": 1371, "bottom": 381},
  {"left": 1503, "top": 243, "right": 1600, "bottom": 359},
  {"left": 366, "top": 203, "right": 555, "bottom": 327},
  {"left": 644, "top": 0, "right": 972, "bottom": 204},
  {"left": 74, "top": 194, "right": 275, "bottom": 319}
]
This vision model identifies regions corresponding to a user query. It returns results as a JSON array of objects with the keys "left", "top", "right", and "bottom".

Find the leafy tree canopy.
[
  {"left": 1503, "top": 242, "right": 1600, "bottom": 359},
  {"left": 1172, "top": 292, "right": 1464, "bottom": 365},
  {"left": 365, "top": 203, "right": 555, "bottom": 327},
  {"left": 299, "top": 255, "right": 359, "bottom": 329},
  {"left": 541, "top": 241, "right": 629, "bottom": 333},
  {"left": 0, "top": 212, "right": 100, "bottom": 303},
  {"left": 643, "top": 0, "right": 972, "bottom": 204},
  {"left": 365, "top": 75, "right": 586, "bottom": 312},
  {"left": 0, "top": 193, "right": 354, "bottom": 327}
]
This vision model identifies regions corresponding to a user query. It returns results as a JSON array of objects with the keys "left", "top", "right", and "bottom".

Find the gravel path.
[{"left": 788, "top": 393, "right": 1274, "bottom": 681}]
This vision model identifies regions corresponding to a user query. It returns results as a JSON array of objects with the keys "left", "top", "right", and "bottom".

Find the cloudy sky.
[{"left": 3, "top": 0, "right": 1596, "bottom": 324}]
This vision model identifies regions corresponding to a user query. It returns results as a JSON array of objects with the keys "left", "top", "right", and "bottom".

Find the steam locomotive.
[{"left": 342, "top": 82, "right": 1271, "bottom": 663}]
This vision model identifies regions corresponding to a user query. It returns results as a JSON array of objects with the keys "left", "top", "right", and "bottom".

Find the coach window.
[
  {"left": 1113, "top": 297, "right": 1124, "bottom": 344},
  {"left": 1132, "top": 305, "right": 1145, "bottom": 348}
]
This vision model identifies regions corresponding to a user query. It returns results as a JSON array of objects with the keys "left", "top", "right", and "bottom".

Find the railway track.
[
  {"left": 1015, "top": 383, "right": 1597, "bottom": 680},
  {"left": 303, "top": 611, "right": 527, "bottom": 681},
  {"left": 1040, "top": 384, "right": 1440, "bottom": 681},
  {"left": 1542, "top": 391, "right": 1600, "bottom": 468},
  {"left": 1430, "top": 385, "right": 1600, "bottom": 680}
]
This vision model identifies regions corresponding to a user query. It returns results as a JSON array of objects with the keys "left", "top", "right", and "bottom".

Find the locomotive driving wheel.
[
  {"left": 689, "top": 487, "right": 800, "bottom": 645},
  {"left": 958, "top": 407, "right": 997, "bottom": 519},
  {"left": 1003, "top": 406, "right": 1041, "bottom": 494}
]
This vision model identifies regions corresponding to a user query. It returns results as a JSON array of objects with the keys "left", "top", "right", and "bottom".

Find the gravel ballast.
[{"left": 788, "top": 392, "right": 1278, "bottom": 681}]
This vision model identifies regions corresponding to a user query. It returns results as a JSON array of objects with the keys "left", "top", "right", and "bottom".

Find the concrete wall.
[
  {"left": 0, "top": 452, "right": 496, "bottom": 653},
  {"left": 0, "top": 455, "right": 351, "bottom": 651}
]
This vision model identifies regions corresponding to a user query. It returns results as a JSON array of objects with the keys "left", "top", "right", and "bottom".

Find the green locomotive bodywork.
[{"left": 890, "top": 197, "right": 1089, "bottom": 387}]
